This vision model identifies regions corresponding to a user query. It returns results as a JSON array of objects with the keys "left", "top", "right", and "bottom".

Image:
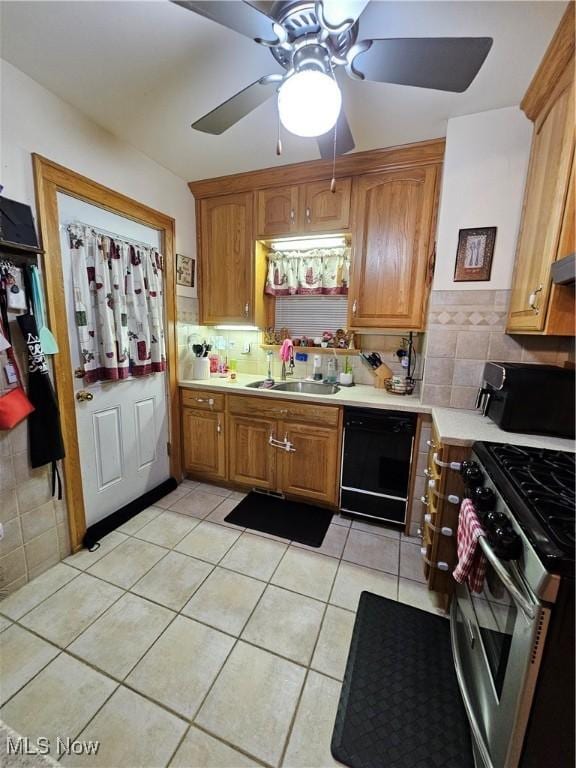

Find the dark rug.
[
  {"left": 332, "top": 592, "right": 474, "bottom": 768},
  {"left": 224, "top": 491, "right": 333, "bottom": 547}
]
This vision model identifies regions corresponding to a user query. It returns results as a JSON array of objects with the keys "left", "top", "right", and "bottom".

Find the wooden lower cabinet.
[
  {"left": 279, "top": 422, "right": 339, "bottom": 505},
  {"left": 422, "top": 426, "right": 469, "bottom": 598},
  {"left": 228, "top": 414, "right": 277, "bottom": 490},
  {"left": 182, "top": 407, "right": 225, "bottom": 480},
  {"left": 182, "top": 389, "right": 341, "bottom": 506}
]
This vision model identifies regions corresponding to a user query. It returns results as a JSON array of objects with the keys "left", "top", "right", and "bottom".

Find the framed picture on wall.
[
  {"left": 176, "top": 253, "right": 195, "bottom": 288},
  {"left": 454, "top": 227, "right": 497, "bottom": 282}
]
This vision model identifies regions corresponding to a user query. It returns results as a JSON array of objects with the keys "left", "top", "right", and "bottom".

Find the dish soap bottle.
[
  {"left": 326, "top": 355, "right": 338, "bottom": 384},
  {"left": 312, "top": 355, "right": 323, "bottom": 381}
]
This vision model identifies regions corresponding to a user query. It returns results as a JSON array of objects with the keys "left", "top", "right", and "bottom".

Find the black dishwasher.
[{"left": 340, "top": 408, "right": 416, "bottom": 525}]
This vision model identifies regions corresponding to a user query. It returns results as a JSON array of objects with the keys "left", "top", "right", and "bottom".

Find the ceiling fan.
[{"left": 172, "top": 1, "right": 493, "bottom": 158}]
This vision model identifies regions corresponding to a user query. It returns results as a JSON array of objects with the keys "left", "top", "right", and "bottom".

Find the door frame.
[{"left": 32, "top": 154, "right": 181, "bottom": 552}]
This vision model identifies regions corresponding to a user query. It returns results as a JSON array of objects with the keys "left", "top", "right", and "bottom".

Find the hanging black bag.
[{"left": 16, "top": 267, "right": 65, "bottom": 497}]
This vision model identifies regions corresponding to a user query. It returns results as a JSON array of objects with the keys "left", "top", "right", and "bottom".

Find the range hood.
[
  {"left": 0, "top": 195, "right": 43, "bottom": 255},
  {"left": 551, "top": 252, "right": 575, "bottom": 285}
]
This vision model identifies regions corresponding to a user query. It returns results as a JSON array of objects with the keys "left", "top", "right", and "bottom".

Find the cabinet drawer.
[
  {"left": 228, "top": 395, "right": 339, "bottom": 426},
  {"left": 181, "top": 389, "right": 225, "bottom": 412}
]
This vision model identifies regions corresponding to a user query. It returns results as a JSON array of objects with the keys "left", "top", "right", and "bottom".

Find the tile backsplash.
[
  {"left": 176, "top": 295, "right": 423, "bottom": 387},
  {"left": 421, "top": 289, "right": 574, "bottom": 409}
]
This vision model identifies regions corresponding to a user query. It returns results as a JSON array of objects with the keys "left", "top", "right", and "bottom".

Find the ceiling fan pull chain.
[
  {"left": 276, "top": 103, "right": 282, "bottom": 156},
  {"left": 330, "top": 78, "right": 338, "bottom": 193}
]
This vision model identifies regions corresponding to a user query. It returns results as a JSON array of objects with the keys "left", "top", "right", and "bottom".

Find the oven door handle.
[
  {"left": 450, "top": 600, "right": 495, "bottom": 768},
  {"left": 478, "top": 536, "right": 536, "bottom": 621}
]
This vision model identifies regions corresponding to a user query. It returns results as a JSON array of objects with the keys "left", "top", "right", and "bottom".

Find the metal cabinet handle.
[
  {"left": 244, "top": 302, "right": 249, "bottom": 317},
  {"left": 76, "top": 390, "right": 93, "bottom": 402},
  {"left": 420, "top": 495, "right": 429, "bottom": 506},
  {"left": 216, "top": 419, "right": 222, "bottom": 434},
  {"left": 426, "top": 439, "right": 438, "bottom": 450},
  {"left": 305, "top": 207, "right": 311, "bottom": 224},
  {"left": 352, "top": 299, "right": 357, "bottom": 315},
  {"left": 290, "top": 208, "right": 295, "bottom": 223},
  {"left": 528, "top": 284, "right": 543, "bottom": 313}
]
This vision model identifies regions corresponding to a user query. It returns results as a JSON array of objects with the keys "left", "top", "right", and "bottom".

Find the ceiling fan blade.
[
  {"left": 353, "top": 37, "right": 493, "bottom": 92},
  {"left": 317, "top": 110, "right": 355, "bottom": 159},
  {"left": 319, "top": 1, "right": 370, "bottom": 30},
  {"left": 171, "top": 1, "right": 277, "bottom": 43},
  {"left": 192, "top": 78, "right": 278, "bottom": 134}
]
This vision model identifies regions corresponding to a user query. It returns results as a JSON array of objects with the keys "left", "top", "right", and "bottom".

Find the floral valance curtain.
[
  {"left": 265, "top": 247, "right": 350, "bottom": 296},
  {"left": 68, "top": 223, "right": 166, "bottom": 384}
]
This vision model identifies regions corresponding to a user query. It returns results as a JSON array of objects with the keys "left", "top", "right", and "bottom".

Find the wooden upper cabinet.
[
  {"left": 256, "top": 186, "right": 299, "bottom": 237},
  {"left": 302, "top": 177, "right": 352, "bottom": 233},
  {"left": 507, "top": 4, "right": 575, "bottom": 335},
  {"left": 199, "top": 192, "right": 254, "bottom": 324},
  {"left": 255, "top": 178, "right": 352, "bottom": 238},
  {"left": 348, "top": 166, "right": 438, "bottom": 329},
  {"left": 507, "top": 66, "right": 574, "bottom": 333}
]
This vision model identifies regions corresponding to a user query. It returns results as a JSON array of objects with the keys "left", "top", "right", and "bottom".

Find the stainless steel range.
[{"left": 451, "top": 442, "right": 575, "bottom": 768}]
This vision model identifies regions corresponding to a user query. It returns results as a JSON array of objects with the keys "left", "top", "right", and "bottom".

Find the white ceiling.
[{"left": 1, "top": 1, "right": 567, "bottom": 181}]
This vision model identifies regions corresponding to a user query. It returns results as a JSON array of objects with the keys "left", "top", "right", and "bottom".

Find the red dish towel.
[{"left": 453, "top": 498, "right": 487, "bottom": 593}]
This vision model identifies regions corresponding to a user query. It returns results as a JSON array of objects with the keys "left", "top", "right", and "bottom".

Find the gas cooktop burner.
[{"left": 482, "top": 443, "right": 575, "bottom": 555}]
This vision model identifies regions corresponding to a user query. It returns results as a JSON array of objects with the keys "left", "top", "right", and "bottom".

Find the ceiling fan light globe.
[{"left": 278, "top": 70, "right": 342, "bottom": 138}]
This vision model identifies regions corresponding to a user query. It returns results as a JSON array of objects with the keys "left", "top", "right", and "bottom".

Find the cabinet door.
[
  {"left": 228, "top": 415, "right": 277, "bottom": 490},
  {"left": 279, "top": 422, "right": 339, "bottom": 505},
  {"left": 303, "top": 177, "right": 352, "bottom": 233},
  {"left": 507, "top": 67, "right": 574, "bottom": 332},
  {"left": 256, "top": 186, "right": 299, "bottom": 237},
  {"left": 349, "top": 166, "right": 438, "bottom": 329},
  {"left": 199, "top": 192, "right": 254, "bottom": 324},
  {"left": 182, "top": 408, "right": 225, "bottom": 480}
]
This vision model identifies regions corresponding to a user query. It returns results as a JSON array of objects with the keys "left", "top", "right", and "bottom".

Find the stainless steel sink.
[
  {"left": 270, "top": 381, "right": 340, "bottom": 395},
  {"left": 244, "top": 380, "right": 276, "bottom": 389}
]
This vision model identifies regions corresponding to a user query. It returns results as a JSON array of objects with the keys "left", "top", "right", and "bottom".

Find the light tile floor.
[{"left": 0, "top": 481, "right": 446, "bottom": 768}]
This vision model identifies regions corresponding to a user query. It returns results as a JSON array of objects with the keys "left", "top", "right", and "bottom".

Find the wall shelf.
[{"left": 261, "top": 344, "right": 358, "bottom": 356}]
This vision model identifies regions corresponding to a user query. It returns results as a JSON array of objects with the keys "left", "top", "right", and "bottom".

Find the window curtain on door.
[
  {"left": 265, "top": 246, "right": 350, "bottom": 296},
  {"left": 68, "top": 224, "right": 166, "bottom": 384}
]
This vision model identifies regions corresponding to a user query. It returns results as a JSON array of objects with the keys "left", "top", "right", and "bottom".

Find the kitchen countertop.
[
  {"left": 432, "top": 407, "right": 576, "bottom": 452},
  {"left": 179, "top": 373, "right": 431, "bottom": 414},
  {"left": 179, "top": 374, "right": 576, "bottom": 453}
]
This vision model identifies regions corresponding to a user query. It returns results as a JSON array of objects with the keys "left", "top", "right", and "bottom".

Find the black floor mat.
[
  {"left": 224, "top": 491, "right": 332, "bottom": 547},
  {"left": 332, "top": 592, "right": 474, "bottom": 768}
]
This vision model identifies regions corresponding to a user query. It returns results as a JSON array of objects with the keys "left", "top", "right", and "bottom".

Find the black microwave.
[{"left": 476, "top": 362, "right": 575, "bottom": 438}]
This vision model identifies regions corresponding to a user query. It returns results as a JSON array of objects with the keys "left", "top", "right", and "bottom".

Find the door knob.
[{"left": 76, "top": 390, "right": 94, "bottom": 402}]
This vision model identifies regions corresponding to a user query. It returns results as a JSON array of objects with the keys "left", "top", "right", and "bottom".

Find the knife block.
[{"left": 373, "top": 363, "right": 393, "bottom": 388}]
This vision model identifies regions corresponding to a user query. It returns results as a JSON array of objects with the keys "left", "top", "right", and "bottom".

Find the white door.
[{"left": 58, "top": 194, "right": 170, "bottom": 528}]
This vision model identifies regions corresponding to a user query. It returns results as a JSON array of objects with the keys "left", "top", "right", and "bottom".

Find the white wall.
[
  {"left": 433, "top": 106, "right": 532, "bottom": 291},
  {"left": 0, "top": 59, "right": 196, "bottom": 268}
]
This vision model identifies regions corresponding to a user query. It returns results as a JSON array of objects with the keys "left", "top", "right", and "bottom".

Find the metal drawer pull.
[
  {"left": 433, "top": 453, "right": 461, "bottom": 471},
  {"left": 424, "top": 514, "right": 453, "bottom": 536},
  {"left": 195, "top": 397, "right": 215, "bottom": 406},
  {"left": 478, "top": 536, "right": 537, "bottom": 620}
]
